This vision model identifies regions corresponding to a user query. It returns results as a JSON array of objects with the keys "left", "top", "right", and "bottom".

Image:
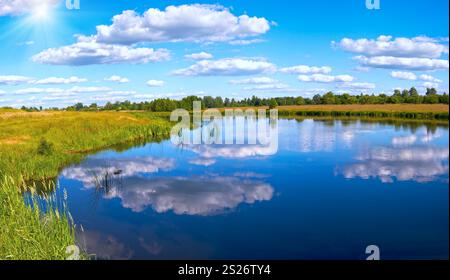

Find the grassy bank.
[
  {"left": 0, "top": 110, "right": 173, "bottom": 260},
  {"left": 219, "top": 104, "right": 449, "bottom": 120},
  {"left": 0, "top": 177, "right": 76, "bottom": 260},
  {"left": 0, "top": 111, "right": 172, "bottom": 179},
  {"left": 277, "top": 104, "right": 449, "bottom": 120}
]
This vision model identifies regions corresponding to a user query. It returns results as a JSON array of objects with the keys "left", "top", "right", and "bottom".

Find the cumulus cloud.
[
  {"left": 105, "top": 75, "right": 130, "bottom": 83},
  {"left": 419, "top": 74, "right": 442, "bottom": 83},
  {"left": 279, "top": 65, "right": 332, "bottom": 75},
  {"left": 334, "top": 35, "right": 448, "bottom": 58},
  {"left": 355, "top": 55, "right": 449, "bottom": 71},
  {"left": 298, "top": 74, "right": 354, "bottom": 83},
  {"left": 32, "top": 36, "right": 170, "bottom": 66},
  {"left": 336, "top": 36, "right": 449, "bottom": 71},
  {"left": 184, "top": 52, "right": 213, "bottom": 60},
  {"left": 0, "top": 75, "right": 33, "bottom": 85},
  {"left": 146, "top": 80, "right": 165, "bottom": 87},
  {"left": 243, "top": 83, "right": 291, "bottom": 91},
  {"left": 422, "top": 81, "right": 440, "bottom": 89},
  {"left": 390, "top": 71, "right": 417, "bottom": 80},
  {"left": 0, "top": 0, "right": 59, "bottom": 16},
  {"left": 14, "top": 86, "right": 110, "bottom": 95},
  {"left": 32, "top": 76, "right": 88, "bottom": 84},
  {"left": 94, "top": 5, "right": 271, "bottom": 44},
  {"left": 228, "top": 39, "right": 266, "bottom": 45},
  {"left": 229, "top": 77, "right": 277, "bottom": 85},
  {"left": 338, "top": 82, "right": 376, "bottom": 90},
  {"left": 172, "top": 58, "right": 276, "bottom": 76}
]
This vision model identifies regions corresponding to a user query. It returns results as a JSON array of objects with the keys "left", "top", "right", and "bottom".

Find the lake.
[{"left": 56, "top": 117, "right": 449, "bottom": 260}]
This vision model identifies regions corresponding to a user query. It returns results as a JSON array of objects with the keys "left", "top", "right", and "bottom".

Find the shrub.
[{"left": 37, "top": 138, "right": 53, "bottom": 156}]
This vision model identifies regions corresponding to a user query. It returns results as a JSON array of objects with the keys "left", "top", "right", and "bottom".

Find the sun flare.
[{"left": 31, "top": 2, "right": 51, "bottom": 21}]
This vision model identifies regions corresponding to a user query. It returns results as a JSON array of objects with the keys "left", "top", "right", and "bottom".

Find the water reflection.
[
  {"left": 62, "top": 157, "right": 176, "bottom": 187},
  {"left": 55, "top": 117, "right": 448, "bottom": 259},
  {"left": 100, "top": 175, "right": 274, "bottom": 215},
  {"left": 62, "top": 156, "right": 274, "bottom": 215},
  {"left": 340, "top": 146, "right": 449, "bottom": 183}
]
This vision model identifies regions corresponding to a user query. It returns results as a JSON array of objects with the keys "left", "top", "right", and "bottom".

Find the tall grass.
[{"left": 0, "top": 177, "right": 77, "bottom": 260}]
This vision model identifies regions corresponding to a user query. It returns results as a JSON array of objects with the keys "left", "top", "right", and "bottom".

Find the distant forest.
[{"left": 17, "top": 87, "right": 450, "bottom": 112}]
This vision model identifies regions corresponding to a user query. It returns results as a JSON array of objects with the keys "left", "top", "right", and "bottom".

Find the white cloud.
[
  {"left": 32, "top": 36, "right": 171, "bottom": 66},
  {"left": 69, "top": 86, "right": 111, "bottom": 93},
  {"left": 338, "top": 82, "right": 376, "bottom": 90},
  {"left": 105, "top": 75, "right": 130, "bottom": 83},
  {"left": 14, "top": 87, "right": 64, "bottom": 94},
  {"left": 390, "top": 71, "right": 417, "bottom": 80},
  {"left": 32, "top": 76, "right": 88, "bottom": 84},
  {"left": 0, "top": 90, "right": 6, "bottom": 95},
  {"left": 335, "top": 36, "right": 448, "bottom": 58},
  {"left": 188, "top": 158, "right": 216, "bottom": 167},
  {"left": 228, "top": 39, "right": 266, "bottom": 45},
  {"left": 0, "top": 75, "right": 33, "bottom": 85},
  {"left": 298, "top": 74, "right": 354, "bottom": 83},
  {"left": 419, "top": 74, "right": 442, "bottom": 83},
  {"left": 14, "top": 86, "right": 111, "bottom": 95},
  {"left": 243, "top": 83, "right": 290, "bottom": 91},
  {"left": 229, "top": 77, "right": 277, "bottom": 85},
  {"left": 422, "top": 82, "right": 440, "bottom": 89},
  {"left": 146, "top": 80, "right": 165, "bottom": 87},
  {"left": 355, "top": 55, "right": 449, "bottom": 71},
  {"left": 172, "top": 58, "right": 276, "bottom": 76},
  {"left": 279, "top": 65, "right": 332, "bottom": 75},
  {"left": 0, "top": 0, "right": 59, "bottom": 16},
  {"left": 184, "top": 52, "right": 213, "bottom": 60},
  {"left": 340, "top": 146, "right": 449, "bottom": 183},
  {"left": 95, "top": 4, "right": 270, "bottom": 45}
]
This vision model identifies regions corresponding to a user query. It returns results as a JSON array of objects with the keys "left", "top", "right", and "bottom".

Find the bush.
[{"left": 37, "top": 138, "right": 53, "bottom": 155}]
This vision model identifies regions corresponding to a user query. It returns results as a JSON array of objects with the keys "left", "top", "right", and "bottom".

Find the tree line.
[{"left": 17, "top": 87, "right": 449, "bottom": 112}]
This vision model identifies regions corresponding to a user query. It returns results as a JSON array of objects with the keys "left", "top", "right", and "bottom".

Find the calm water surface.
[{"left": 56, "top": 118, "right": 449, "bottom": 260}]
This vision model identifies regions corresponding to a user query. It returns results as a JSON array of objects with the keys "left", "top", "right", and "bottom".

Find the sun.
[{"left": 31, "top": 2, "right": 51, "bottom": 22}]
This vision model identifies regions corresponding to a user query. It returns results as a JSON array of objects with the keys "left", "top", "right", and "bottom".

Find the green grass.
[
  {"left": 0, "top": 177, "right": 77, "bottom": 260},
  {"left": 0, "top": 111, "right": 172, "bottom": 179},
  {"left": 0, "top": 111, "right": 173, "bottom": 260}
]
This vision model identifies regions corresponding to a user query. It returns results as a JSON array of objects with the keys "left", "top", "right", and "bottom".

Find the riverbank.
[
  {"left": 0, "top": 111, "right": 173, "bottom": 260},
  {"left": 219, "top": 104, "right": 449, "bottom": 120}
]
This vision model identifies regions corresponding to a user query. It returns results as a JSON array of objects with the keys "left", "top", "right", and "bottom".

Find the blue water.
[{"left": 57, "top": 118, "right": 449, "bottom": 260}]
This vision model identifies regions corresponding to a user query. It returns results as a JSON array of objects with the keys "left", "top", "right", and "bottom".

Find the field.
[{"left": 0, "top": 110, "right": 173, "bottom": 260}]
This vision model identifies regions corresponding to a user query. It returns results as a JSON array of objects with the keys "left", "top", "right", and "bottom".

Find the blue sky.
[{"left": 0, "top": 0, "right": 448, "bottom": 108}]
